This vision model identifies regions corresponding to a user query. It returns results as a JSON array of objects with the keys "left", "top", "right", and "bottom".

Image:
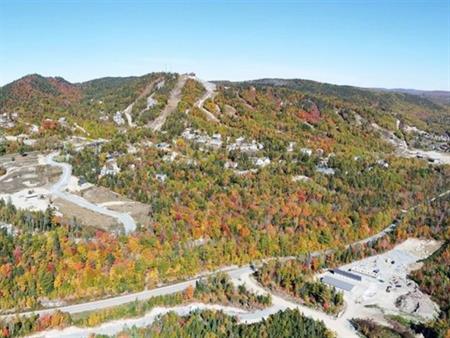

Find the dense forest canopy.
[{"left": 104, "top": 308, "right": 335, "bottom": 338}]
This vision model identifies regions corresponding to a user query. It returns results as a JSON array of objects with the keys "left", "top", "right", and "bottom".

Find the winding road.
[
  {"left": 29, "top": 269, "right": 358, "bottom": 338},
  {"left": 194, "top": 78, "right": 220, "bottom": 122},
  {"left": 45, "top": 153, "right": 137, "bottom": 233},
  {"left": 4, "top": 145, "right": 448, "bottom": 336},
  {"left": 8, "top": 188, "right": 448, "bottom": 337}
]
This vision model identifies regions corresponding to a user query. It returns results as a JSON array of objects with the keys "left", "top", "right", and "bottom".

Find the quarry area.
[{"left": 320, "top": 238, "right": 442, "bottom": 324}]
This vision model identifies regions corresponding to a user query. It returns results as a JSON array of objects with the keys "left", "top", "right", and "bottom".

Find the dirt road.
[{"left": 148, "top": 74, "right": 188, "bottom": 131}]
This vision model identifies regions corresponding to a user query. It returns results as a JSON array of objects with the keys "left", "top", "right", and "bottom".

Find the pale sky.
[{"left": 1, "top": 0, "right": 449, "bottom": 90}]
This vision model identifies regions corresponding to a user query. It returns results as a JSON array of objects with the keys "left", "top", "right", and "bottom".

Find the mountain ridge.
[{"left": 1, "top": 73, "right": 449, "bottom": 133}]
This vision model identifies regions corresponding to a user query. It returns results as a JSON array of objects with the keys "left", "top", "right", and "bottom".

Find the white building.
[
  {"left": 113, "top": 111, "right": 125, "bottom": 125},
  {"left": 155, "top": 173, "right": 167, "bottom": 182},
  {"left": 287, "top": 142, "right": 296, "bottom": 152},
  {"left": 300, "top": 148, "right": 313, "bottom": 156},
  {"left": 253, "top": 157, "right": 271, "bottom": 167},
  {"left": 100, "top": 159, "right": 121, "bottom": 177},
  {"left": 227, "top": 137, "right": 264, "bottom": 153}
]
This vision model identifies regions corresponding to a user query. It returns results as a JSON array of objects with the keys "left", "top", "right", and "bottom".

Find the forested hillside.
[
  {"left": 218, "top": 78, "right": 450, "bottom": 132},
  {"left": 0, "top": 72, "right": 449, "bottom": 327},
  {"left": 1, "top": 71, "right": 450, "bottom": 311},
  {"left": 0, "top": 74, "right": 81, "bottom": 117},
  {"left": 0, "top": 73, "right": 176, "bottom": 124},
  {"left": 409, "top": 243, "right": 450, "bottom": 338},
  {"left": 2, "top": 73, "right": 448, "bottom": 133}
]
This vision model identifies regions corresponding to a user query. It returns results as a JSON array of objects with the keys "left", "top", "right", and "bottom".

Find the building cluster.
[
  {"left": 226, "top": 137, "right": 264, "bottom": 153},
  {"left": 113, "top": 111, "right": 125, "bottom": 125},
  {"left": 100, "top": 158, "right": 121, "bottom": 177},
  {"left": 0, "top": 112, "right": 18, "bottom": 128},
  {"left": 182, "top": 128, "right": 223, "bottom": 149},
  {"left": 412, "top": 132, "right": 450, "bottom": 152}
]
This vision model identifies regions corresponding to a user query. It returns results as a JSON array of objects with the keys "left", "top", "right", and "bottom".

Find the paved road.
[
  {"left": 10, "top": 265, "right": 251, "bottom": 319},
  {"left": 30, "top": 304, "right": 249, "bottom": 338},
  {"left": 8, "top": 180, "right": 449, "bottom": 337},
  {"left": 31, "top": 269, "right": 359, "bottom": 338},
  {"left": 45, "top": 153, "right": 137, "bottom": 233},
  {"left": 12, "top": 187, "right": 450, "bottom": 319}
]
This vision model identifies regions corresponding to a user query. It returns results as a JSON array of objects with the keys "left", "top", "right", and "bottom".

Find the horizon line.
[{"left": 1, "top": 71, "right": 449, "bottom": 93}]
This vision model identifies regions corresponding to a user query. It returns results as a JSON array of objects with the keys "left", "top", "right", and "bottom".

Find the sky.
[{"left": 0, "top": 0, "right": 449, "bottom": 90}]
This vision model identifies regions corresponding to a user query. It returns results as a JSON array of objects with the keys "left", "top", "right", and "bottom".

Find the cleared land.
[
  {"left": 320, "top": 238, "right": 442, "bottom": 324},
  {"left": 0, "top": 152, "right": 146, "bottom": 233},
  {"left": 148, "top": 74, "right": 188, "bottom": 131},
  {"left": 76, "top": 186, "right": 151, "bottom": 228}
]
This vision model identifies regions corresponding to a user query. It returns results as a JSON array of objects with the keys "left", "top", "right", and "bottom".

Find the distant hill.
[
  {"left": 216, "top": 78, "right": 449, "bottom": 133},
  {"left": 372, "top": 88, "right": 450, "bottom": 106}
]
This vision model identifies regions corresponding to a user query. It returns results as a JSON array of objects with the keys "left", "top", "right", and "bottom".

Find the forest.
[
  {"left": 255, "top": 260, "right": 343, "bottom": 315},
  {"left": 0, "top": 272, "right": 270, "bottom": 337},
  {"left": 350, "top": 318, "right": 415, "bottom": 338},
  {"left": 1, "top": 76, "right": 449, "bottom": 312},
  {"left": 99, "top": 308, "right": 334, "bottom": 338},
  {"left": 408, "top": 242, "right": 450, "bottom": 338},
  {"left": 0, "top": 199, "right": 60, "bottom": 232},
  {"left": 0, "top": 72, "right": 449, "bottom": 338}
]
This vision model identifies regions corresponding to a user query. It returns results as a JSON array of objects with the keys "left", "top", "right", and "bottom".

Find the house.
[
  {"left": 376, "top": 159, "right": 389, "bottom": 168},
  {"left": 287, "top": 142, "right": 296, "bottom": 152},
  {"left": 58, "top": 117, "right": 69, "bottom": 127},
  {"left": 0, "top": 114, "right": 15, "bottom": 128},
  {"left": 41, "top": 119, "right": 58, "bottom": 130},
  {"left": 100, "top": 159, "right": 120, "bottom": 177},
  {"left": 227, "top": 137, "right": 264, "bottom": 153},
  {"left": 155, "top": 173, "right": 167, "bottom": 182},
  {"left": 253, "top": 157, "right": 271, "bottom": 167},
  {"left": 292, "top": 175, "right": 311, "bottom": 182},
  {"left": 163, "top": 152, "right": 177, "bottom": 162},
  {"left": 224, "top": 161, "right": 238, "bottom": 169},
  {"left": 29, "top": 124, "right": 40, "bottom": 134},
  {"left": 316, "top": 165, "right": 335, "bottom": 175},
  {"left": 113, "top": 111, "right": 125, "bottom": 125},
  {"left": 300, "top": 148, "right": 312, "bottom": 156},
  {"left": 155, "top": 142, "right": 171, "bottom": 151}
]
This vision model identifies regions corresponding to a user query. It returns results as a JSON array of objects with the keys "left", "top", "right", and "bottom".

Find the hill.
[
  {"left": 216, "top": 78, "right": 449, "bottom": 133},
  {"left": 0, "top": 72, "right": 176, "bottom": 124},
  {"left": 0, "top": 74, "right": 81, "bottom": 118},
  {"left": 1, "top": 74, "right": 448, "bottom": 133},
  {"left": 0, "top": 71, "right": 449, "bottom": 319},
  {"left": 374, "top": 88, "right": 450, "bottom": 106}
]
